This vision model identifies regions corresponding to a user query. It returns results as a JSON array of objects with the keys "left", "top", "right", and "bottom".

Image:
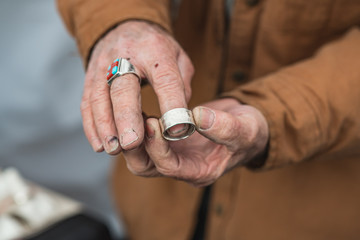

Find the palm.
[{"left": 168, "top": 130, "right": 232, "bottom": 186}]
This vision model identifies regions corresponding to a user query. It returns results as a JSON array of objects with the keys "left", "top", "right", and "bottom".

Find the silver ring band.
[
  {"left": 107, "top": 58, "right": 141, "bottom": 86},
  {"left": 160, "top": 108, "right": 196, "bottom": 141}
]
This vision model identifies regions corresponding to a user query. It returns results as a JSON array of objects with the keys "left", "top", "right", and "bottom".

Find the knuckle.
[
  {"left": 153, "top": 69, "right": 184, "bottom": 98},
  {"left": 114, "top": 105, "right": 136, "bottom": 123},
  {"left": 149, "top": 33, "right": 164, "bottom": 44},
  {"left": 110, "top": 77, "right": 139, "bottom": 97},
  {"left": 127, "top": 164, "right": 146, "bottom": 176},
  {"left": 110, "top": 85, "right": 127, "bottom": 97},
  {"left": 95, "top": 112, "right": 112, "bottom": 127},
  {"left": 90, "top": 90, "right": 108, "bottom": 106},
  {"left": 148, "top": 33, "right": 174, "bottom": 49},
  {"left": 126, "top": 159, "right": 152, "bottom": 176},
  {"left": 156, "top": 166, "right": 173, "bottom": 176},
  {"left": 155, "top": 79, "right": 182, "bottom": 96},
  {"left": 154, "top": 66, "right": 180, "bottom": 85},
  {"left": 153, "top": 82, "right": 185, "bottom": 107}
]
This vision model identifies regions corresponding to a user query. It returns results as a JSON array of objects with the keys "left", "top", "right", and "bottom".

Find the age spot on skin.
[{"left": 155, "top": 63, "right": 159, "bottom": 68}]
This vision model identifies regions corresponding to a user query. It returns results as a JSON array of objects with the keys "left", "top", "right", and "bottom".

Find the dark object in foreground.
[{"left": 26, "top": 214, "right": 112, "bottom": 240}]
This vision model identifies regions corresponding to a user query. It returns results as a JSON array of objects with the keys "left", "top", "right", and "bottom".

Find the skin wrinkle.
[
  {"left": 127, "top": 154, "right": 158, "bottom": 177},
  {"left": 203, "top": 148, "right": 230, "bottom": 184},
  {"left": 110, "top": 83, "right": 140, "bottom": 99},
  {"left": 124, "top": 143, "right": 158, "bottom": 176},
  {"left": 89, "top": 88, "right": 109, "bottom": 106},
  {"left": 175, "top": 139, "right": 228, "bottom": 186},
  {"left": 93, "top": 110, "right": 113, "bottom": 127},
  {"left": 212, "top": 114, "right": 237, "bottom": 143},
  {"left": 155, "top": 145, "right": 181, "bottom": 176},
  {"left": 146, "top": 121, "right": 181, "bottom": 175},
  {"left": 152, "top": 65, "right": 181, "bottom": 86}
]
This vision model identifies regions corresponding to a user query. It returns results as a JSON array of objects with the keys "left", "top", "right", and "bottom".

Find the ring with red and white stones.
[{"left": 106, "top": 58, "right": 141, "bottom": 86}]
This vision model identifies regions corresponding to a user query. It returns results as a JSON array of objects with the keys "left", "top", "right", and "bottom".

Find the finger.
[
  {"left": 123, "top": 149, "right": 160, "bottom": 177},
  {"left": 145, "top": 58, "right": 188, "bottom": 136},
  {"left": 177, "top": 51, "right": 194, "bottom": 103},
  {"left": 80, "top": 97, "right": 103, "bottom": 152},
  {"left": 90, "top": 71, "right": 121, "bottom": 155},
  {"left": 147, "top": 57, "right": 187, "bottom": 112},
  {"left": 81, "top": 70, "right": 104, "bottom": 152},
  {"left": 192, "top": 106, "right": 257, "bottom": 151},
  {"left": 110, "top": 73, "right": 144, "bottom": 150},
  {"left": 145, "top": 118, "right": 213, "bottom": 184},
  {"left": 144, "top": 118, "right": 181, "bottom": 177},
  {"left": 121, "top": 123, "right": 160, "bottom": 177}
]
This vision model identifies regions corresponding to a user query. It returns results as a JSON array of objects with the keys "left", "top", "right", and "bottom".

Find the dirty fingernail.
[
  {"left": 104, "top": 136, "right": 119, "bottom": 153},
  {"left": 120, "top": 129, "right": 139, "bottom": 148},
  {"left": 197, "top": 107, "right": 215, "bottom": 130},
  {"left": 92, "top": 139, "right": 104, "bottom": 152}
]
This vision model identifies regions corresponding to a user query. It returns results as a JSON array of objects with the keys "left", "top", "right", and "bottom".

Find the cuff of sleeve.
[
  {"left": 71, "top": 0, "right": 172, "bottom": 65},
  {"left": 222, "top": 88, "right": 280, "bottom": 170},
  {"left": 221, "top": 72, "right": 321, "bottom": 170}
]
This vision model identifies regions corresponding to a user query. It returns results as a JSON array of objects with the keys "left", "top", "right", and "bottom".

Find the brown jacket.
[{"left": 58, "top": 0, "right": 360, "bottom": 239}]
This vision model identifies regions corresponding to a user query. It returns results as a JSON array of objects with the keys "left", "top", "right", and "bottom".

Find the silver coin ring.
[{"left": 159, "top": 108, "right": 196, "bottom": 141}]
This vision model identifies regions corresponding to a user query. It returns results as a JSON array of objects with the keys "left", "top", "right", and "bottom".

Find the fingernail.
[
  {"left": 91, "top": 138, "right": 103, "bottom": 152},
  {"left": 120, "top": 129, "right": 139, "bottom": 148},
  {"left": 168, "top": 124, "right": 189, "bottom": 137},
  {"left": 104, "top": 136, "right": 119, "bottom": 153},
  {"left": 94, "top": 143, "right": 104, "bottom": 152},
  {"left": 198, "top": 107, "right": 215, "bottom": 130},
  {"left": 145, "top": 123, "right": 155, "bottom": 140}
]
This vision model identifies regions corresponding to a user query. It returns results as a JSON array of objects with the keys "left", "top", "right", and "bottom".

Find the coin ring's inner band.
[{"left": 160, "top": 108, "right": 196, "bottom": 141}]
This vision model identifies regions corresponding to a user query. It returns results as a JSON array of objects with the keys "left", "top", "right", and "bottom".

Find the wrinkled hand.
[
  {"left": 126, "top": 98, "right": 269, "bottom": 187},
  {"left": 82, "top": 20, "right": 194, "bottom": 154}
]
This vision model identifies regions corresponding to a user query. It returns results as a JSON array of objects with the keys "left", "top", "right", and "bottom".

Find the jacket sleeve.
[
  {"left": 223, "top": 27, "right": 360, "bottom": 170},
  {"left": 57, "top": 0, "right": 172, "bottom": 63}
]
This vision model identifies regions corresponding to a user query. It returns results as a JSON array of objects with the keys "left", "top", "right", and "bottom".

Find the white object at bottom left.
[{"left": 0, "top": 168, "right": 82, "bottom": 240}]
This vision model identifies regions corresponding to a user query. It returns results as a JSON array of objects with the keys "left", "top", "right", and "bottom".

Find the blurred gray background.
[{"left": 0, "top": 0, "right": 124, "bottom": 238}]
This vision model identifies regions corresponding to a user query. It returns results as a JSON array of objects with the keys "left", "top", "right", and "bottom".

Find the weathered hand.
[
  {"left": 81, "top": 20, "right": 194, "bottom": 154},
  {"left": 124, "top": 98, "right": 269, "bottom": 187}
]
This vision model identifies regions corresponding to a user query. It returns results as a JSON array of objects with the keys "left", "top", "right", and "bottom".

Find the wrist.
[{"left": 245, "top": 140, "right": 269, "bottom": 169}]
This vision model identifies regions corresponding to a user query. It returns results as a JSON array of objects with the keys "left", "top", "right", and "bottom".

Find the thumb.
[{"left": 193, "top": 106, "right": 244, "bottom": 148}]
